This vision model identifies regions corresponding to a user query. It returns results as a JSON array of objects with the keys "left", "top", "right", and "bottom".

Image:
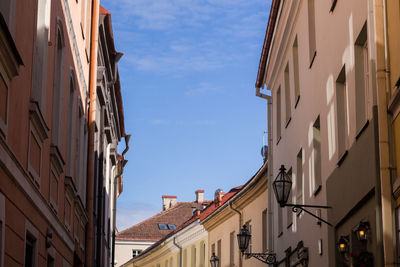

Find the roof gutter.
[{"left": 255, "top": 0, "right": 281, "bottom": 88}]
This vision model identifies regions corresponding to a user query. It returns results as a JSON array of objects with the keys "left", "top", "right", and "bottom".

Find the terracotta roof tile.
[{"left": 116, "top": 201, "right": 210, "bottom": 241}]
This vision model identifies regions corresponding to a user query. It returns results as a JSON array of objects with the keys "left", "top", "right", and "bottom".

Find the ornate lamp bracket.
[{"left": 243, "top": 252, "right": 276, "bottom": 265}]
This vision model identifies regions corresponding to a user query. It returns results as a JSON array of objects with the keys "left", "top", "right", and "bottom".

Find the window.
[
  {"left": 51, "top": 24, "right": 65, "bottom": 148},
  {"left": 336, "top": 66, "right": 347, "bottom": 160},
  {"left": 284, "top": 64, "right": 291, "bottom": 125},
  {"left": 183, "top": 249, "right": 187, "bottom": 267},
  {"left": 200, "top": 241, "right": 205, "bottom": 267},
  {"left": 217, "top": 239, "right": 222, "bottom": 259},
  {"left": 132, "top": 250, "right": 141, "bottom": 257},
  {"left": 25, "top": 233, "right": 37, "bottom": 267},
  {"left": 191, "top": 246, "right": 196, "bottom": 266},
  {"left": 46, "top": 255, "right": 54, "bottom": 267},
  {"left": 66, "top": 75, "right": 76, "bottom": 177},
  {"left": 296, "top": 149, "right": 303, "bottom": 205},
  {"left": 31, "top": 0, "right": 51, "bottom": 114},
  {"left": 49, "top": 167, "right": 59, "bottom": 211},
  {"left": 158, "top": 223, "right": 168, "bottom": 230},
  {"left": 312, "top": 116, "right": 322, "bottom": 194},
  {"left": 276, "top": 87, "right": 282, "bottom": 141},
  {"left": 262, "top": 209, "right": 268, "bottom": 252},
  {"left": 230, "top": 231, "right": 235, "bottom": 266},
  {"left": 168, "top": 224, "right": 176, "bottom": 230},
  {"left": 355, "top": 22, "right": 369, "bottom": 134},
  {"left": 293, "top": 36, "right": 300, "bottom": 106},
  {"left": 169, "top": 257, "right": 173, "bottom": 267},
  {"left": 0, "top": 0, "right": 16, "bottom": 34},
  {"left": 308, "top": 0, "right": 316, "bottom": 67},
  {"left": 286, "top": 168, "right": 293, "bottom": 228}
]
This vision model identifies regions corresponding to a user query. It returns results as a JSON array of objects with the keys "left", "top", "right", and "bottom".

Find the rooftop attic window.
[
  {"left": 168, "top": 224, "right": 176, "bottom": 230},
  {"left": 158, "top": 223, "right": 168, "bottom": 230}
]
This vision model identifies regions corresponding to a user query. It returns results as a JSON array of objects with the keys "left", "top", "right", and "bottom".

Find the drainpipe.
[
  {"left": 173, "top": 237, "right": 182, "bottom": 267},
  {"left": 256, "top": 88, "right": 274, "bottom": 253},
  {"left": 377, "top": 0, "right": 395, "bottom": 265},
  {"left": 86, "top": 0, "right": 100, "bottom": 266},
  {"left": 229, "top": 202, "right": 243, "bottom": 267},
  {"left": 111, "top": 135, "right": 131, "bottom": 266}
]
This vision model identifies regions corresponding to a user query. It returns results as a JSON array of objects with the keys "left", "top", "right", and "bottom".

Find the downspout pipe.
[
  {"left": 380, "top": 0, "right": 395, "bottom": 264},
  {"left": 173, "top": 237, "right": 183, "bottom": 267},
  {"left": 112, "top": 135, "right": 131, "bottom": 266},
  {"left": 229, "top": 202, "right": 243, "bottom": 267},
  {"left": 256, "top": 87, "right": 273, "bottom": 254},
  {"left": 86, "top": 0, "right": 100, "bottom": 266}
]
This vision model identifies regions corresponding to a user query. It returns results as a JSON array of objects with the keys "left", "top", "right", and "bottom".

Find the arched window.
[
  {"left": 51, "top": 20, "right": 65, "bottom": 148},
  {"left": 66, "top": 72, "right": 76, "bottom": 177}
]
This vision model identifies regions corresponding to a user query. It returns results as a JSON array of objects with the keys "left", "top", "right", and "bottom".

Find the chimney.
[
  {"left": 162, "top": 195, "right": 177, "bottom": 211},
  {"left": 195, "top": 190, "right": 204, "bottom": 203},
  {"left": 214, "top": 189, "right": 225, "bottom": 207}
]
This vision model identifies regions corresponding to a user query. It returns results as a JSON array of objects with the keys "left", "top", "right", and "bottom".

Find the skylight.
[
  {"left": 158, "top": 223, "right": 168, "bottom": 230},
  {"left": 168, "top": 224, "right": 176, "bottom": 230}
]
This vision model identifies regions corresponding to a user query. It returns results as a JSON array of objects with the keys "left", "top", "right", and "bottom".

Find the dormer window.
[{"left": 168, "top": 224, "right": 176, "bottom": 230}]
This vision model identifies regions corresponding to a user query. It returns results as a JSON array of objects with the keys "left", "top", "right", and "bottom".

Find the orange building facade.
[{"left": 0, "top": 1, "right": 126, "bottom": 267}]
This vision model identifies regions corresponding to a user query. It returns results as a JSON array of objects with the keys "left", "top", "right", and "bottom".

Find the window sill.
[
  {"left": 337, "top": 150, "right": 348, "bottom": 167},
  {"left": 356, "top": 120, "right": 369, "bottom": 140},
  {"left": 294, "top": 95, "right": 300, "bottom": 109},
  {"left": 285, "top": 117, "right": 291, "bottom": 129}
]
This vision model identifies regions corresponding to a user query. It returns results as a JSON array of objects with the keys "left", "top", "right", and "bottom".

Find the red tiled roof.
[
  {"left": 99, "top": 5, "right": 111, "bottom": 15},
  {"left": 199, "top": 186, "right": 243, "bottom": 221},
  {"left": 116, "top": 201, "right": 210, "bottom": 241}
]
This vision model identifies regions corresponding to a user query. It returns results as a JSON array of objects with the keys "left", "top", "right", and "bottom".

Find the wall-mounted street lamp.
[
  {"left": 209, "top": 252, "right": 220, "bottom": 267},
  {"left": 273, "top": 165, "right": 332, "bottom": 226},
  {"left": 337, "top": 235, "right": 349, "bottom": 254},
  {"left": 355, "top": 221, "right": 370, "bottom": 242},
  {"left": 237, "top": 225, "right": 276, "bottom": 265}
]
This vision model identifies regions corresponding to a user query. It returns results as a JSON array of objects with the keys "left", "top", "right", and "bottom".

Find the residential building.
[
  {"left": 121, "top": 212, "right": 207, "bottom": 267},
  {"left": 115, "top": 192, "right": 209, "bottom": 267},
  {"left": 0, "top": 0, "right": 91, "bottom": 265},
  {"left": 255, "top": 0, "right": 399, "bottom": 265},
  {"left": 87, "top": 5, "right": 128, "bottom": 267},
  {"left": 0, "top": 1, "right": 128, "bottom": 267},
  {"left": 202, "top": 163, "right": 268, "bottom": 267}
]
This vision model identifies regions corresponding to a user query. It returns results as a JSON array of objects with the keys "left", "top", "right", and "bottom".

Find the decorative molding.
[
  {"left": 0, "top": 137, "right": 74, "bottom": 250},
  {"left": 62, "top": 0, "right": 88, "bottom": 95},
  {"left": 50, "top": 145, "right": 65, "bottom": 176},
  {"left": 29, "top": 101, "right": 49, "bottom": 142}
]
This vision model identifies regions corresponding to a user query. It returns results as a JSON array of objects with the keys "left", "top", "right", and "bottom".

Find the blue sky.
[{"left": 100, "top": 0, "right": 271, "bottom": 230}]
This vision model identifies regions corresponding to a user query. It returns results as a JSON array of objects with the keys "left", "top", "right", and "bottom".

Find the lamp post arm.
[
  {"left": 284, "top": 203, "right": 332, "bottom": 209},
  {"left": 243, "top": 252, "right": 276, "bottom": 265},
  {"left": 284, "top": 204, "right": 332, "bottom": 227}
]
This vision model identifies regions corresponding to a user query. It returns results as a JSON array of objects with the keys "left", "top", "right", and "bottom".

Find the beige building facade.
[
  {"left": 203, "top": 164, "right": 268, "bottom": 267},
  {"left": 256, "top": 0, "right": 400, "bottom": 265}
]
